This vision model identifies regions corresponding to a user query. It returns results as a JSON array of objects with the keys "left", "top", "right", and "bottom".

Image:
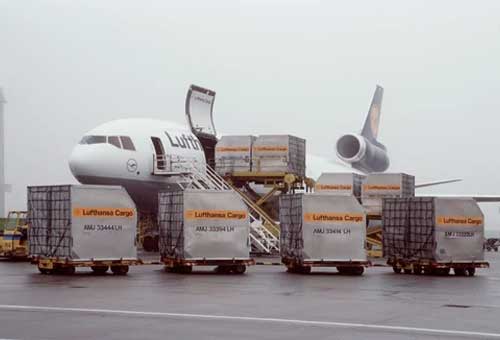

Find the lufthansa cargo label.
[
  {"left": 253, "top": 146, "right": 288, "bottom": 152},
  {"left": 73, "top": 207, "right": 135, "bottom": 218},
  {"left": 436, "top": 216, "right": 483, "bottom": 227},
  {"left": 304, "top": 213, "right": 364, "bottom": 223},
  {"left": 185, "top": 210, "right": 248, "bottom": 220},
  {"left": 315, "top": 184, "right": 352, "bottom": 191},
  {"left": 216, "top": 146, "right": 250, "bottom": 152},
  {"left": 363, "top": 184, "right": 401, "bottom": 191}
]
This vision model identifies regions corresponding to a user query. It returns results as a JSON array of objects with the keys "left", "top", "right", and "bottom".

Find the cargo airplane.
[{"left": 69, "top": 84, "right": 462, "bottom": 212}]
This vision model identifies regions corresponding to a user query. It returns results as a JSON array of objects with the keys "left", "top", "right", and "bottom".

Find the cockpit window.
[
  {"left": 108, "top": 136, "right": 122, "bottom": 148},
  {"left": 79, "top": 135, "right": 135, "bottom": 151},
  {"left": 80, "top": 135, "right": 106, "bottom": 144},
  {"left": 120, "top": 136, "right": 136, "bottom": 151}
]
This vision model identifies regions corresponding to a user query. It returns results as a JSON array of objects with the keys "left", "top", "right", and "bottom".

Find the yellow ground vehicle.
[{"left": 0, "top": 211, "right": 29, "bottom": 259}]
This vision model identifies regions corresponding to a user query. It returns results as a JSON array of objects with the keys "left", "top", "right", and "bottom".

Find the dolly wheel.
[
  {"left": 38, "top": 267, "right": 52, "bottom": 275},
  {"left": 91, "top": 266, "right": 109, "bottom": 275},
  {"left": 454, "top": 268, "right": 466, "bottom": 276},
  {"left": 352, "top": 267, "right": 364, "bottom": 276},
  {"left": 403, "top": 268, "right": 412, "bottom": 275},
  {"left": 392, "top": 266, "right": 402, "bottom": 274},
  {"left": 286, "top": 266, "right": 298, "bottom": 274},
  {"left": 179, "top": 265, "right": 192, "bottom": 274},
  {"left": 465, "top": 267, "right": 476, "bottom": 277},
  {"left": 232, "top": 265, "right": 247, "bottom": 274},
  {"left": 215, "top": 266, "right": 231, "bottom": 274},
  {"left": 111, "top": 265, "right": 129, "bottom": 275},
  {"left": 413, "top": 266, "right": 423, "bottom": 275},
  {"left": 299, "top": 266, "right": 311, "bottom": 274},
  {"left": 63, "top": 266, "right": 76, "bottom": 275}
]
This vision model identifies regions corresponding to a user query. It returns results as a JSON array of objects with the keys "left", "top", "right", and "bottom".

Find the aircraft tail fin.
[{"left": 361, "top": 85, "right": 384, "bottom": 141}]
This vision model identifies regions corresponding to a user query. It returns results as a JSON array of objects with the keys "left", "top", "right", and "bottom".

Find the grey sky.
[{"left": 1, "top": 1, "right": 500, "bottom": 229}]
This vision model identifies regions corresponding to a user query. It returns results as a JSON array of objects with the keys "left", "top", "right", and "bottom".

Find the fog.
[{"left": 1, "top": 0, "right": 500, "bottom": 231}]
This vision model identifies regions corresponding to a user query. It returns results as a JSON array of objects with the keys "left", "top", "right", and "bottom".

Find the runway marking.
[{"left": 0, "top": 304, "right": 499, "bottom": 338}]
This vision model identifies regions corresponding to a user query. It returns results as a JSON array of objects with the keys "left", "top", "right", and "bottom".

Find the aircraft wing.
[
  {"left": 421, "top": 194, "right": 500, "bottom": 202},
  {"left": 415, "top": 178, "right": 462, "bottom": 188}
]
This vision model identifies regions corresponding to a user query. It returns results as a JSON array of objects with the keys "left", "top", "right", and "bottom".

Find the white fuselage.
[
  {"left": 69, "top": 118, "right": 360, "bottom": 211},
  {"left": 69, "top": 118, "right": 206, "bottom": 211}
]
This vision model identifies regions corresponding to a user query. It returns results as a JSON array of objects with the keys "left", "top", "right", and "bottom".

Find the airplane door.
[
  {"left": 151, "top": 137, "right": 166, "bottom": 170},
  {"left": 185, "top": 84, "right": 218, "bottom": 168}
]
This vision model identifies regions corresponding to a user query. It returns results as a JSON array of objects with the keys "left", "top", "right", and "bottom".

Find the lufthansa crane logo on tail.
[
  {"left": 370, "top": 104, "right": 381, "bottom": 138},
  {"left": 126, "top": 159, "right": 138, "bottom": 172}
]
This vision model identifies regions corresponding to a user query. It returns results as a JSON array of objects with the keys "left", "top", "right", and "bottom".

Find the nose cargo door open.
[{"left": 185, "top": 85, "right": 218, "bottom": 168}]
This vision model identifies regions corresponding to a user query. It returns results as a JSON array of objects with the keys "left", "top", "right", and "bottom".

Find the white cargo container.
[
  {"left": 28, "top": 185, "right": 139, "bottom": 275},
  {"left": 158, "top": 189, "right": 254, "bottom": 274},
  {"left": 252, "top": 135, "right": 306, "bottom": 177},
  {"left": 315, "top": 172, "right": 365, "bottom": 197},
  {"left": 280, "top": 193, "right": 370, "bottom": 274},
  {"left": 383, "top": 197, "right": 489, "bottom": 276},
  {"left": 215, "top": 135, "right": 256, "bottom": 175},
  {"left": 361, "top": 173, "right": 415, "bottom": 216}
]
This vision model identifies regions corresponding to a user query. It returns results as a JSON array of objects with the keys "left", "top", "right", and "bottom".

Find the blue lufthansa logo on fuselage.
[{"left": 127, "top": 159, "right": 138, "bottom": 172}]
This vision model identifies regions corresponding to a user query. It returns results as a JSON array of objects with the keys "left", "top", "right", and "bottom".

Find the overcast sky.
[{"left": 1, "top": 0, "right": 500, "bottom": 230}]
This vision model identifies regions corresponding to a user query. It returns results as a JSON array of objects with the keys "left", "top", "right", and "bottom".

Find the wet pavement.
[{"left": 0, "top": 253, "right": 500, "bottom": 339}]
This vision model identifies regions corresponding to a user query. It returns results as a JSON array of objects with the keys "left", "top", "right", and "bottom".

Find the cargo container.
[
  {"left": 382, "top": 197, "right": 489, "bottom": 276},
  {"left": 158, "top": 189, "right": 254, "bottom": 274},
  {"left": 215, "top": 135, "right": 256, "bottom": 176},
  {"left": 362, "top": 173, "right": 415, "bottom": 216},
  {"left": 28, "top": 185, "right": 140, "bottom": 275},
  {"left": 315, "top": 173, "right": 365, "bottom": 198},
  {"left": 279, "top": 193, "right": 370, "bottom": 274},
  {"left": 252, "top": 135, "right": 306, "bottom": 177}
]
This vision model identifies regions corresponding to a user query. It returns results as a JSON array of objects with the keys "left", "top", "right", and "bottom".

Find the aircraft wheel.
[{"left": 392, "top": 266, "right": 402, "bottom": 274}]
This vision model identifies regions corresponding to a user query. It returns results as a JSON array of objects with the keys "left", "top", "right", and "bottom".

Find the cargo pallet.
[
  {"left": 31, "top": 256, "right": 142, "bottom": 275},
  {"left": 282, "top": 258, "right": 371, "bottom": 275},
  {"left": 162, "top": 258, "right": 255, "bottom": 274},
  {"left": 388, "top": 258, "right": 489, "bottom": 277}
]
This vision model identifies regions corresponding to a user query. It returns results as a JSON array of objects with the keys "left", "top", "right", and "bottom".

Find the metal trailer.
[
  {"left": 279, "top": 193, "right": 371, "bottom": 275},
  {"left": 158, "top": 189, "right": 255, "bottom": 274},
  {"left": 28, "top": 185, "right": 140, "bottom": 275},
  {"left": 383, "top": 197, "right": 489, "bottom": 276}
]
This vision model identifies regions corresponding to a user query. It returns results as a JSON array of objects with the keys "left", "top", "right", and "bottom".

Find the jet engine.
[{"left": 336, "top": 134, "right": 389, "bottom": 173}]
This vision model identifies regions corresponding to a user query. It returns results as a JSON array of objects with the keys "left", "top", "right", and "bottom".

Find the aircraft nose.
[{"left": 69, "top": 144, "right": 99, "bottom": 182}]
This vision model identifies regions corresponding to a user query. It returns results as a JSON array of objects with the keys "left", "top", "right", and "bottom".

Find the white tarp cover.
[
  {"left": 434, "top": 198, "right": 484, "bottom": 262},
  {"left": 70, "top": 186, "right": 137, "bottom": 260},
  {"left": 183, "top": 190, "right": 251, "bottom": 260}
]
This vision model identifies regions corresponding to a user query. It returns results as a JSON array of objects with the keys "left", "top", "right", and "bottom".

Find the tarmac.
[{"left": 0, "top": 253, "right": 500, "bottom": 339}]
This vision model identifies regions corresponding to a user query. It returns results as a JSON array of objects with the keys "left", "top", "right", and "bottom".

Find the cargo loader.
[
  {"left": 279, "top": 193, "right": 371, "bottom": 275},
  {"left": 0, "top": 211, "right": 29, "bottom": 259},
  {"left": 28, "top": 185, "right": 141, "bottom": 275},
  {"left": 158, "top": 189, "right": 255, "bottom": 274},
  {"left": 383, "top": 197, "right": 489, "bottom": 276}
]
